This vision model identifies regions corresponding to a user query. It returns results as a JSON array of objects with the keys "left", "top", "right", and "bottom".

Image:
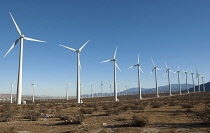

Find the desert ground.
[{"left": 0, "top": 92, "right": 209, "bottom": 133}]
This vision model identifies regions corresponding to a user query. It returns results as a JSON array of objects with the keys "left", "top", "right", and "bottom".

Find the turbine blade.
[
  {"left": 151, "top": 58, "right": 155, "bottom": 67},
  {"left": 9, "top": 12, "right": 21, "bottom": 35},
  {"left": 128, "top": 65, "right": 134, "bottom": 69},
  {"left": 164, "top": 71, "right": 167, "bottom": 78},
  {"left": 4, "top": 38, "right": 20, "bottom": 57},
  {"left": 100, "top": 59, "right": 112, "bottom": 63},
  {"left": 149, "top": 68, "right": 155, "bottom": 77},
  {"left": 59, "top": 44, "right": 77, "bottom": 52},
  {"left": 137, "top": 53, "right": 140, "bottom": 64},
  {"left": 114, "top": 46, "right": 118, "bottom": 59},
  {"left": 79, "top": 40, "right": 90, "bottom": 51},
  {"left": 165, "top": 62, "right": 168, "bottom": 69},
  {"left": 177, "top": 64, "right": 180, "bottom": 71},
  {"left": 139, "top": 66, "right": 144, "bottom": 73},
  {"left": 115, "top": 62, "right": 121, "bottom": 72},
  {"left": 196, "top": 69, "right": 199, "bottom": 78},
  {"left": 24, "top": 37, "right": 47, "bottom": 43},
  {"left": 157, "top": 68, "right": 162, "bottom": 70}
]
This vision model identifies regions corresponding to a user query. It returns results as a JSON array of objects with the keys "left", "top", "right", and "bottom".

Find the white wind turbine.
[
  {"left": 31, "top": 81, "right": 37, "bottom": 103},
  {"left": 4, "top": 12, "right": 47, "bottom": 105},
  {"left": 101, "top": 47, "right": 121, "bottom": 102},
  {"left": 128, "top": 53, "right": 144, "bottom": 99},
  {"left": 191, "top": 69, "right": 196, "bottom": 92},
  {"left": 59, "top": 40, "right": 90, "bottom": 103},
  {"left": 183, "top": 70, "right": 189, "bottom": 93},
  {"left": 65, "top": 83, "right": 70, "bottom": 100},
  {"left": 100, "top": 81, "right": 103, "bottom": 97},
  {"left": 201, "top": 76, "right": 205, "bottom": 92},
  {"left": 174, "top": 65, "right": 182, "bottom": 95},
  {"left": 8, "top": 81, "right": 16, "bottom": 103},
  {"left": 124, "top": 84, "right": 128, "bottom": 95},
  {"left": 109, "top": 83, "right": 112, "bottom": 96},
  {"left": 90, "top": 83, "right": 94, "bottom": 98},
  {"left": 164, "top": 62, "right": 173, "bottom": 96},
  {"left": 150, "top": 58, "right": 162, "bottom": 97},
  {"left": 196, "top": 70, "right": 200, "bottom": 92}
]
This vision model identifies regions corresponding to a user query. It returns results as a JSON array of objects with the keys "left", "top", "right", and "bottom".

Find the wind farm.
[{"left": 0, "top": 1, "right": 210, "bottom": 132}]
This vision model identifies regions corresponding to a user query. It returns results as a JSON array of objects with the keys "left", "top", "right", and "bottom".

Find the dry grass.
[{"left": 0, "top": 92, "right": 209, "bottom": 132}]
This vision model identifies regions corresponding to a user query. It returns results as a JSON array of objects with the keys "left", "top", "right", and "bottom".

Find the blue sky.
[{"left": 0, "top": 0, "right": 209, "bottom": 96}]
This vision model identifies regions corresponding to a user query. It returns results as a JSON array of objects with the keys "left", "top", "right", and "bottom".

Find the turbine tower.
[
  {"left": 65, "top": 83, "right": 70, "bottom": 100},
  {"left": 201, "top": 76, "right": 205, "bottom": 92},
  {"left": 90, "top": 83, "right": 94, "bottom": 98},
  {"left": 100, "top": 81, "right": 103, "bottom": 97},
  {"left": 109, "top": 83, "right": 112, "bottom": 96},
  {"left": 101, "top": 47, "right": 121, "bottom": 102},
  {"left": 128, "top": 53, "right": 144, "bottom": 99},
  {"left": 4, "top": 12, "right": 47, "bottom": 105},
  {"left": 31, "top": 81, "right": 37, "bottom": 103},
  {"left": 196, "top": 70, "right": 200, "bottom": 92},
  {"left": 174, "top": 65, "right": 182, "bottom": 95},
  {"left": 8, "top": 81, "right": 16, "bottom": 103},
  {"left": 125, "top": 84, "right": 128, "bottom": 95},
  {"left": 191, "top": 69, "right": 196, "bottom": 92},
  {"left": 59, "top": 40, "right": 90, "bottom": 103},
  {"left": 183, "top": 70, "right": 189, "bottom": 93},
  {"left": 164, "top": 62, "right": 173, "bottom": 96},
  {"left": 150, "top": 58, "right": 162, "bottom": 97}
]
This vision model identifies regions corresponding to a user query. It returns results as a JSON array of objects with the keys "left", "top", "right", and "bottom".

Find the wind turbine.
[
  {"left": 196, "top": 70, "right": 200, "bottom": 92},
  {"left": 59, "top": 40, "right": 90, "bottom": 103},
  {"left": 190, "top": 69, "right": 196, "bottom": 92},
  {"left": 174, "top": 65, "right": 182, "bottom": 95},
  {"left": 101, "top": 46, "right": 121, "bottom": 102},
  {"left": 90, "top": 83, "right": 94, "bottom": 98},
  {"left": 109, "top": 83, "right": 112, "bottom": 96},
  {"left": 201, "top": 76, "right": 205, "bottom": 92},
  {"left": 125, "top": 84, "right": 128, "bottom": 95},
  {"left": 65, "top": 83, "right": 70, "bottom": 100},
  {"left": 150, "top": 58, "right": 161, "bottom": 97},
  {"left": 183, "top": 70, "right": 189, "bottom": 93},
  {"left": 164, "top": 62, "right": 173, "bottom": 96},
  {"left": 100, "top": 81, "right": 103, "bottom": 97},
  {"left": 128, "top": 53, "right": 144, "bottom": 99},
  {"left": 8, "top": 81, "right": 16, "bottom": 103},
  {"left": 4, "top": 12, "right": 47, "bottom": 105},
  {"left": 31, "top": 81, "right": 37, "bottom": 103}
]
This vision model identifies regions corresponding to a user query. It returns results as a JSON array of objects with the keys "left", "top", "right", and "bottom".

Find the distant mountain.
[
  {"left": 188, "top": 81, "right": 210, "bottom": 92},
  {"left": 120, "top": 84, "right": 194, "bottom": 95}
]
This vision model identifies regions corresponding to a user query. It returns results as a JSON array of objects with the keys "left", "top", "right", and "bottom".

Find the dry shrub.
[
  {"left": 131, "top": 114, "right": 149, "bottom": 127},
  {"left": 79, "top": 108, "right": 94, "bottom": 114},
  {"left": 103, "top": 104, "right": 112, "bottom": 110},
  {"left": 128, "top": 105, "right": 145, "bottom": 110},
  {"left": 181, "top": 103, "right": 194, "bottom": 108},
  {"left": 1, "top": 127, "right": 16, "bottom": 133},
  {"left": 71, "top": 103, "right": 77, "bottom": 107},
  {"left": 23, "top": 110, "right": 42, "bottom": 121},
  {"left": 150, "top": 102, "right": 162, "bottom": 108},
  {"left": 196, "top": 105, "right": 210, "bottom": 124},
  {"left": 0, "top": 105, "right": 16, "bottom": 122},
  {"left": 60, "top": 113, "right": 84, "bottom": 124},
  {"left": 106, "top": 108, "right": 123, "bottom": 116},
  {"left": 168, "top": 101, "right": 177, "bottom": 106}
]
